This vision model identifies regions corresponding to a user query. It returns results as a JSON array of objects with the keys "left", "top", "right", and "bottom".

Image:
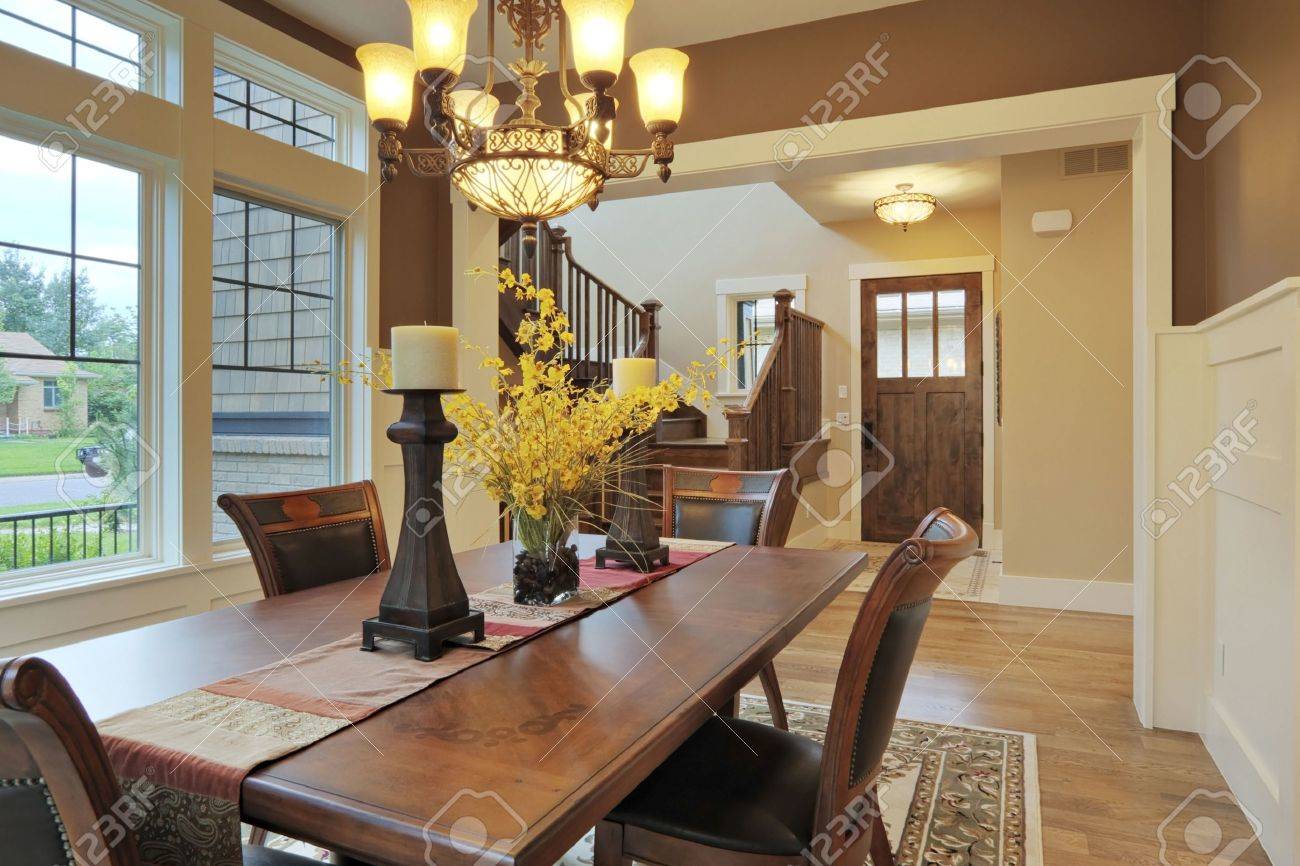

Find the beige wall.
[{"left": 999, "top": 150, "right": 1132, "bottom": 584}]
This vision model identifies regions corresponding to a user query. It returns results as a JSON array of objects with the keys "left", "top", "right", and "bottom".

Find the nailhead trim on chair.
[
  {"left": 2, "top": 776, "right": 75, "bottom": 865},
  {"left": 672, "top": 494, "right": 767, "bottom": 545}
]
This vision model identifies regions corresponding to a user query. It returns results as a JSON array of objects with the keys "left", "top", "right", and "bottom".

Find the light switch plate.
[
  {"left": 836, "top": 412, "right": 851, "bottom": 425},
  {"left": 838, "top": 385, "right": 849, "bottom": 399}
]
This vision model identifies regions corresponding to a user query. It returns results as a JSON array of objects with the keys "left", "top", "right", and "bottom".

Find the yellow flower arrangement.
[{"left": 445, "top": 267, "right": 732, "bottom": 561}]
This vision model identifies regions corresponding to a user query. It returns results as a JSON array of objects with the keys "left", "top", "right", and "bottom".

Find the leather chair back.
[
  {"left": 0, "top": 657, "right": 142, "bottom": 866},
  {"left": 218, "top": 480, "right": 391, "bottom": 597},
  {"left": 660, "top": 467, "right": 796, "bottom": 546},
  {"left": 814, "top": 508, "right": 978, "bottom": 833}
]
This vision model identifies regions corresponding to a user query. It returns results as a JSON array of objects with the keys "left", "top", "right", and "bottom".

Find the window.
[
  {"left": 735, "top": 297, "right": 777, "bottom": 390},
  {"left": 0, "top": 0, "right": 144, "bottom": 88},
  {"left": 214, "top": 67, "right": 336, "bottom": 159},
  {"left": 211, "top": 191, "right": 339, "bottom": 541},
  {"left": 875, "top": 289, "right": 968, "bottom": 379},
  {"left": 0, "top": 132, "right": 142, "bottom": 572}
]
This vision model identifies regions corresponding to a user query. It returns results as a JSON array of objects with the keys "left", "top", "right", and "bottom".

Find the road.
[{"left": 0, "top": 474, "right": 103, "bottom": 508}]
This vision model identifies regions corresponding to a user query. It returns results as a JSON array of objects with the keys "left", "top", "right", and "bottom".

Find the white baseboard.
[
  {"left": 1203, "top": 696, "right": 1283, "bottom": 864},
  {"left": 999, "top": 574, "right": 1133, "bottom": 615}
]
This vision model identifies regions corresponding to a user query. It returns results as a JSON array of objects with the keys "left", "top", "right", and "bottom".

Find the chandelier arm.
[
  {"left": 606, "top": 151, "right": 651, "bottom": 178},
  {"left": 483, "top": 2, "right": 497, "bottom": 94},
  {"left": 404, "top": 148, "right": 454, "bottom": 177},
  {"left": 557, "top": 9, "right": 585, "bottom": 124}
]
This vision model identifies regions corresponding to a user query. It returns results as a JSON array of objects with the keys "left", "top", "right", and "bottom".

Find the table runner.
[{"left": 96, "top": 540, "right": 731, "bottom": 866}]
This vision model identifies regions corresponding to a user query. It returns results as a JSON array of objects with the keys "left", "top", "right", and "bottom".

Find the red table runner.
[{"left": 95, "top": 542, "right": 730, "bottom": 866}]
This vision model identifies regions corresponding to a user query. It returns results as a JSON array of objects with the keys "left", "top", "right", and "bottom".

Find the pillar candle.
[
  {"left": 611, "top": 357, "right": 657, "bottom": 396},
  {"left": 391, "top": 325, "right": 460, "bottom": 390}
]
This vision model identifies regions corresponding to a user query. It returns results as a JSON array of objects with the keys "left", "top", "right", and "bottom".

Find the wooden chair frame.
[
  {"left": 1, "top": 656, "right": 142, "bottom": 866},
  {"left": 660, "top": 466, "right": 797, "bottom": 547},
  {"left": 596, "top": 508, "right": 978, "bottom": 866},
  {"left": 217, "top": 480, "right": 391, "bottom": 599}
]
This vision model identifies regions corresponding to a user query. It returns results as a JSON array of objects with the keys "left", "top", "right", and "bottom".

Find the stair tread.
[{"left": 654, "top": 437, "right": 728, "bottom": 447}]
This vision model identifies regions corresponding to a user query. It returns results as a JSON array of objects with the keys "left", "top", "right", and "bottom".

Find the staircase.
[{"left": 498, "top": 221, "right": 828, "bottom": 530}]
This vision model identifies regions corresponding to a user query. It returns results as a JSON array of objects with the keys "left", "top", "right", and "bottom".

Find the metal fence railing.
[{"left": 0, "top": 502, "right": 138, "bottom": 571}]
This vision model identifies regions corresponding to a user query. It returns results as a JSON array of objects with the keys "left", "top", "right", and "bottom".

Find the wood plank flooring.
[{"left": 758, "top": 589, "right": 1272, "bottom": 865}]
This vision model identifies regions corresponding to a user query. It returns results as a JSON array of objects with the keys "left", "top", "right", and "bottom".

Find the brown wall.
[
  {"left": 1201, "top": 0, "right": 1300, "bottom": 314},
  {"left": 535, "top": 0, "right": 1209, "bottom": 322},
  {"left": 232, "top": 0, "right": 1298, "bottom": 325}
]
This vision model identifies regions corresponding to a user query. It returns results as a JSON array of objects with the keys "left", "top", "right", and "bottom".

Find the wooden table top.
[{"left": 38, "top": 536, "right": 868, "bottom": 866}]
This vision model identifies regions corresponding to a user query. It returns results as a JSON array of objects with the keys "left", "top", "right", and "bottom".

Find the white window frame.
[
  {"left": 714, "top": 275, "right": 807, "bottom": 397},
  {"left": 213, "top": 36, "right": 367, "bottom": 172},
  {"left": 0, "top": 0, "right": 182, "bottom": 102},
  {"left": 0, "top": 113, "right": 177, "bottom": 599}
]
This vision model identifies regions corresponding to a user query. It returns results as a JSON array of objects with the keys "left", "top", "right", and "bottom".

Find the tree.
[
  {"left": 56, "top": 363, "right": 82, "bottom": 435},
  {"left": 0, "top": 359, "right": 17, "bottom": 405}
]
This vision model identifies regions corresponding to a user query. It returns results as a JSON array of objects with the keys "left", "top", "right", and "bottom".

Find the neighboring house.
[{"left": 0, "top": 333, "right": 97, "bottom": 433}]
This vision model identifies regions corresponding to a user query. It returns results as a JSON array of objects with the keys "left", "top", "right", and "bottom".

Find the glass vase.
[{"left": 511, "top": 511, "right": 580, "bottom": 606}]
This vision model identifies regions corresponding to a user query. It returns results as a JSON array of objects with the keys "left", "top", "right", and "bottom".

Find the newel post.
[
  {"left": 724, "top": 406, "right": 751, "bottom": 471},
  {"left": 774, "top": 289, "right": 797, "bottom": 457}
]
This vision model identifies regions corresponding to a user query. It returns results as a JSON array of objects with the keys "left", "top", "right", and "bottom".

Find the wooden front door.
[{"left": 861, "top": 274, "right": 982, "bottom": 541}]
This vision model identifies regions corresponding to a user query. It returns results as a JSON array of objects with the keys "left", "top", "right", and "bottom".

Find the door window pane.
[
  {"left": 876, "top": 293, "right": 903, "bottom": 378},
  {"left": 0, "top": 133, "right": 143, "bottom": 573},
  {"left": 937, "top": 290, "right": 966, "bottom": 377},
  {"left": 212, "top": 192, "right": 339, "bottom": 541},
  {"left": 905, "top": 292, "right": 934, "bottom": 377}
]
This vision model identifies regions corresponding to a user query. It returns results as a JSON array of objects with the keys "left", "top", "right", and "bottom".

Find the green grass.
[
  {"left": 0, "top": 506, "right": 137, "bottom": 571},
  {"left": 0, "top": 437, "right": 86, "bottom": 478}
]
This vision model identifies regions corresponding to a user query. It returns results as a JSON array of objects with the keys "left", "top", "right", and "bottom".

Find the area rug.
[
  {"left": 823, "top": 539, "right": 1001, "bottom": 604},
  {"left": 262, "top": 697, "right": 1040, "bottom": 865}
]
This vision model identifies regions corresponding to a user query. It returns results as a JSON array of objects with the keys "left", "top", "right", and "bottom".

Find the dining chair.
[
  {"left": 660, "top": 465, "right": 797, "bottom": 729},
  {"left": 595, "top": 507, "right": 978, "bottom": 866},
  {"left": 218, "top": 480, "right": 391, "bottom": 598},
  {"left": 218, "top": 480, "right": 389, "bottom": 850},
  {"left": 0, "top": 655, "right": 325, "bottom": 866}
]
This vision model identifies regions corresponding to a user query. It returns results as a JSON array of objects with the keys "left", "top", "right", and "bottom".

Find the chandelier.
[
  {"left": 874, "top": 183, "right": 937, "bottom": 232},
  {"left": 357, "top": 0, "right": 689, "bottom": 246}
]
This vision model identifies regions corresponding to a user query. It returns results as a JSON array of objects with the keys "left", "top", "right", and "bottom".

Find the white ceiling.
[
  {"left": 264, "top": 0, "right": 921, "bottom": 57},
  {"left": 777, "top": 158, "right": 1002, "bottom": 225}
]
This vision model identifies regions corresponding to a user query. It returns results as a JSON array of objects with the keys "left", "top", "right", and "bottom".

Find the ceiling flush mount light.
[
  {"left": 874, "top": 183, "right": 937, "bottom": 232},
  {"left": 358, "top": 0, "right": 689, "bottom": 247}
]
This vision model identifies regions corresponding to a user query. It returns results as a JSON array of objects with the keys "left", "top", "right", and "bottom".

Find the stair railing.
[
  {"left": 501, "top": 222, "right": 659, "bottom": 381},
  {"left": 724, "top": 289, "right": 825, "bottom": 471}
]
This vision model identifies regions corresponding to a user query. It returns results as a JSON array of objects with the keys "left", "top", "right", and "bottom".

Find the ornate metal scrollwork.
[
  {"left": 607, "top": 152, "right": 651, "bottom": 178},
  {"left": 406, "top": 148, "right": 454, "bottom": 177},
  {"left": 497, "top": 0, "right": 562, "bottom": 50}
]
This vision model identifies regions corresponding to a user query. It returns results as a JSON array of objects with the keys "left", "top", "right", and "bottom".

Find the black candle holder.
[
  {"left": 596, "top": 432, "right": 670, "bottom": 573},
  {"left": 361, "top": 389, "right": 485, "bottom": 661}
]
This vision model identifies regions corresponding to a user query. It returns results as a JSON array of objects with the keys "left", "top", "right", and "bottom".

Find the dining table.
[{"left": 37, "top": 534, "right": 869, "bottom": 866}]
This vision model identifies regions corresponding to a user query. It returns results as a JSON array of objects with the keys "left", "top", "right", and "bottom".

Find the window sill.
[{"left": 0, "top": 549, "right": 252, "bottom": 610}]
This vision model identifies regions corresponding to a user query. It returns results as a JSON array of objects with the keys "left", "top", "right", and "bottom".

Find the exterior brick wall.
[
  {"left": 1, "top": 380, "right": 89, "bottom": 434},
  {"left": 211, "top": 434, "right": 330, "bottom": 540}
]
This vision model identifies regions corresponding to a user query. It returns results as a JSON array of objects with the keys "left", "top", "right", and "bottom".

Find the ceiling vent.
[{"left": 1060, "top": 143, "right": 1130, "bottom": 178}]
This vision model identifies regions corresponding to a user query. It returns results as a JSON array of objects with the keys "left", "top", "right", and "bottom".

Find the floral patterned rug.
[{"left": 261, "top": 696, "right": 1040, "bottom": 866}]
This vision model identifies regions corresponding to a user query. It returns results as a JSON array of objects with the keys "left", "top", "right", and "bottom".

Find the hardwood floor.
[{"left": 759, "top": 590, "right": 1272, "bottom": 865}]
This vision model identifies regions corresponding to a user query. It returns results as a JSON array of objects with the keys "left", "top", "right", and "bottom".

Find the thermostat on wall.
[{"left": 1032, "top": 209, "right": 1073, "bottom": 237}]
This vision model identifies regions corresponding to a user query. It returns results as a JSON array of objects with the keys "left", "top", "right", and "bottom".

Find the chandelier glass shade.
[
  {"left": 874, "top": 183, "right": 937, "bottom": 231},
  {"left": 358, "top": 0, "right": 688, "bottom": 244}
]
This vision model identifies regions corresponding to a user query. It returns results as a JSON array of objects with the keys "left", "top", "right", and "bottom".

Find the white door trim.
[{"left": 848, "top": 257, "right": 997, "bottom": 548}]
